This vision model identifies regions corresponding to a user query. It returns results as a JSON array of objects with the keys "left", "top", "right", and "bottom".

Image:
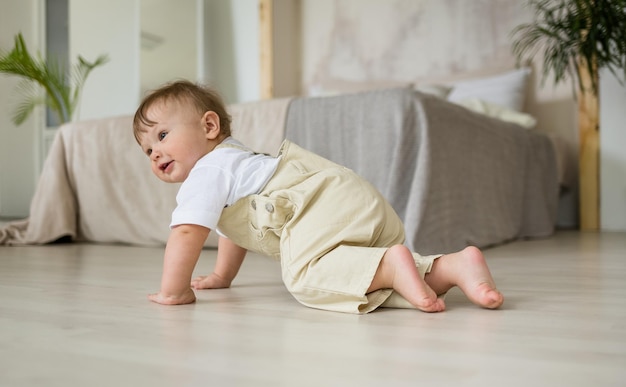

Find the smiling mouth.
[{"left": 159, "top": 161, "right": 172, "bottom": 172}]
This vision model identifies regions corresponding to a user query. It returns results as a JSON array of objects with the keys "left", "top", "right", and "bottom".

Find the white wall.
[
  {"left": 140, "top": 0, "right": 201, "bottom": 95},
  {"left": 299, "top": 0, "right": 579, "bottom": 145},
  {"left": 69, "top": 0, "right": 140, "bottom": 121},
  {"left": 600, "top": 69, "right": 626, "bottom": 231},
  {"left": 70, "top": 0, "right": 260, "bottom": 114},
  {"left": 0, "top": 0, "right": 43, "bottom": 217},
  {"left": 70, "top": 0, "right": 261, "bottom": 111},
  {"left": 204, "top": 0, "right": 260, "bottom": 104}
]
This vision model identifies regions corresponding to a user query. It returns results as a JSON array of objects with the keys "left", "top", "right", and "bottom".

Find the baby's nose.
[{"left": 150, "top": 149, "right": 161, "bottom": 161}]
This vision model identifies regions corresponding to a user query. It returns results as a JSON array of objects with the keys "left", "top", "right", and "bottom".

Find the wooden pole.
[
  {"left": 259, "top": 0, "right": 274, "bottom": 99},
  {"left": 578, "top": 62, "right": 600, "bottom": 230}
]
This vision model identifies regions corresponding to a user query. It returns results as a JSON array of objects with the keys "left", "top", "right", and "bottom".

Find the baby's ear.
[{"left": 202, "top": 111, "right": 221, "bottom": 139}]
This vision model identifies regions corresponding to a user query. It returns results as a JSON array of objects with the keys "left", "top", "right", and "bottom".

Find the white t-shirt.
[{"left": 170, "top": 137, "right": 280, "bottom": 231}]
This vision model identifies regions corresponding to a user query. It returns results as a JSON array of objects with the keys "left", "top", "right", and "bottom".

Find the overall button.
[
  {"left": 251, "top": 200, "right": 257, "bottom": 210},
  {"left": 265, "top": 203, "right": 274, "bottom": 213}
]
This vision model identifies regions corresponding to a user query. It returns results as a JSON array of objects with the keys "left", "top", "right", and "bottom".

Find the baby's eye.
[
  {"left": 158, "top": 131, "right": 167, "bottom": 140},
  {"left": 146, "top": 148, "right": 152, "bottom": 156}
]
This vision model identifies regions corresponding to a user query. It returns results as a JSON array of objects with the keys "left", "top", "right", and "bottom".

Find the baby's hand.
[
  {"left": 148, "top": 288, "right": 196, "bottom": 305},
  {"left": 191, "top": 273, "right": 232, "bottom": 289}
]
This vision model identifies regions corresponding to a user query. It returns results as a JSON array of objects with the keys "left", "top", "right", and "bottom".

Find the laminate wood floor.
[{"left": 1, "top": 231, "right": 625, "bottom": 387}]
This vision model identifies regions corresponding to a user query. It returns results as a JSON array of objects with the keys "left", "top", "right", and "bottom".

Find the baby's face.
[{"left": 138, "top": 100, "right": 214, "bottom": 183}]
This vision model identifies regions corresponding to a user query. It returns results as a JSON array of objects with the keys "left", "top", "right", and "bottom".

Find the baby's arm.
[
  {"left": 191, "top": 236, "right": 247, "bottom": 289},
  {"left": 148, "top": 224, "right": 210, "bottom": 305}
]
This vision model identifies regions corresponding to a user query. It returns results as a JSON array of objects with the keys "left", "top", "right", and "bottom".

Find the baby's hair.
[{"left": 133, "top": 80, "right": 232, "bottom": 143}]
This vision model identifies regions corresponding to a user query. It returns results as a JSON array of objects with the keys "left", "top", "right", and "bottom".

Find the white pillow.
[{"left": 447, "top": 68, "right": 531, "bottom": 112}]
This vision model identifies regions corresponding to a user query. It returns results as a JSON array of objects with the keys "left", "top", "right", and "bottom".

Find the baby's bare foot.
[
  {"left": 454, "top": 246, "right": 504, "bottom": 309},
  {"left": 386, "top": 245, "right": 446, "bottom": 313}
]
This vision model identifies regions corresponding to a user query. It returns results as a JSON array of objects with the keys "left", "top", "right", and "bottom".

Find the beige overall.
[{"left": 217, "top": 140, "right": 441, "bottom": 314}]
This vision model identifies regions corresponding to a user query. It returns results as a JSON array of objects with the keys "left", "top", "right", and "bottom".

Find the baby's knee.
[{"left": 461, "top": 245, "right": 484, "bottom": 261}]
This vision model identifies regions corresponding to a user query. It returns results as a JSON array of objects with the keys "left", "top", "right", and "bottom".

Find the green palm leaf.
[
  {"left": 0, "top": 33, "right": 108, "bottom": 126},
  {"left": 11, "top": 80, "right": 45, "bottom": 125},
  {"left": 511, "top": 0, "right": 626, "bottom": 96}
]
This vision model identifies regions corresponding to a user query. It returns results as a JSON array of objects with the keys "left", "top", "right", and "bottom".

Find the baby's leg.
[
  {"left": 425, "top": 246, "right": 504, "bottom": 309},
  {"left": 368, "top": 245, "right": 446, "bottom": 312}
]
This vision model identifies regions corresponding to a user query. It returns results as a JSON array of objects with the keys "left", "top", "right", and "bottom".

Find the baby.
[{"left": 133, "top": 80, "right": 504, "bottom": 314}]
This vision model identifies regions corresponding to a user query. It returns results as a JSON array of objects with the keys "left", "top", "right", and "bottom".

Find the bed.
[{"left": 0, "top": 87, "right": 564, "bottom": 255}]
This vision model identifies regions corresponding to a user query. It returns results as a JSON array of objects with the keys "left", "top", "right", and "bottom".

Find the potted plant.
[
  {"left": 510, "top": 0, "right": 626, "bottom": 230},
  {"left": 0, "top": 32, "right": 108, "bottom": 126}
]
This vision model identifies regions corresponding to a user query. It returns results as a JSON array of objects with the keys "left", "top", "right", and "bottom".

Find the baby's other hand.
[
  {"left": 191, "top": 273, "right": 231, "bottom": 289},
  {"left": 148, "top": 288, "right": 196, "bottom": 305}
]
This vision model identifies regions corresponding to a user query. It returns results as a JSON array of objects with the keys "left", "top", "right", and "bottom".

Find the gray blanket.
[{"left": 285, "top": 88, "right": 559, "bottom": 254}]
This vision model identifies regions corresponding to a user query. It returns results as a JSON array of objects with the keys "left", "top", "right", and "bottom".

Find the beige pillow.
[
  {"left": 456, "top": 98, "right": 537, "bottom": 129},
  {"left": 414, "top": 84, "right": 453, "bottom": 99}
]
